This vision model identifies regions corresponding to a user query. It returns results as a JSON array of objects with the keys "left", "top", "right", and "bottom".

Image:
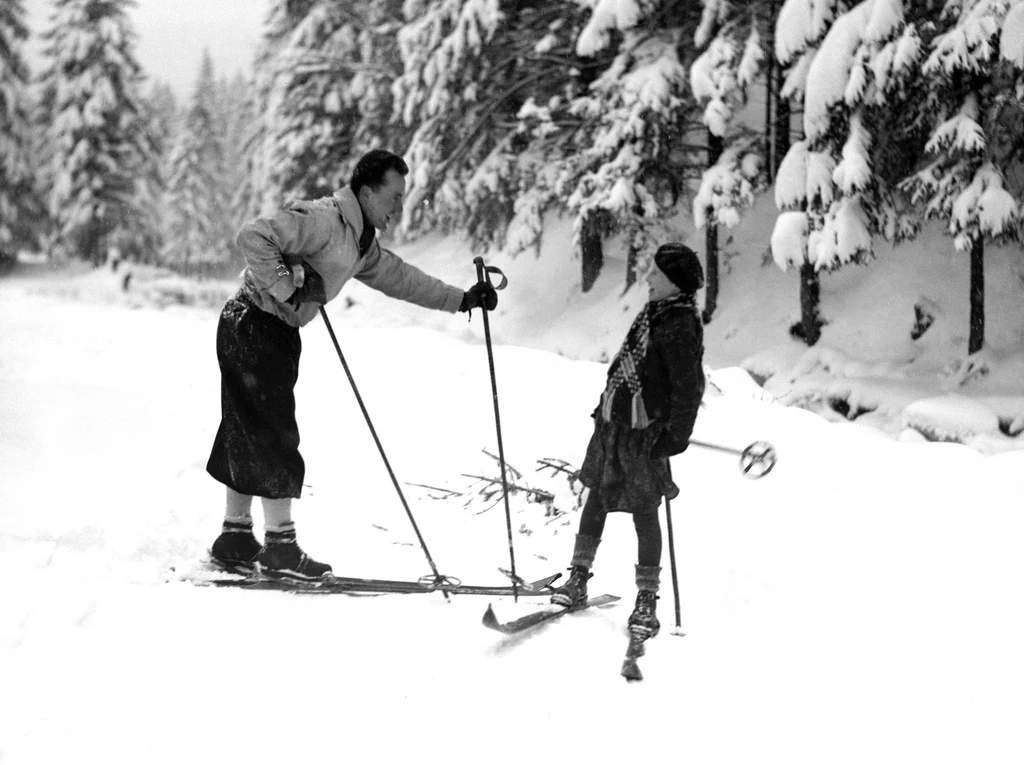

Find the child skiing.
[{"left": 550, "top": 243, "right": 706, "bottom": 638}]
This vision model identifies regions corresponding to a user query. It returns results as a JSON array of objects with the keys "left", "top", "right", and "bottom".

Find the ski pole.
[
  {"left": 690, "top": 438, "right": 777, "bottom": 479},
  {"left": 471, "top": 257, "right": 519, "bottom": 601},
  {"left": 319, "top": 307, "right": 453, "bottom": 601},
  {"left": 664, "top": 464, "right": 684, "bottom": 636}
]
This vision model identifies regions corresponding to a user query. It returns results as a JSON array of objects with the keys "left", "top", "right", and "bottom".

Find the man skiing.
[
  {"left": 206, "top": 149, "right": 497, "bottom": 581},
  {"left": 549, "top": 243, "right": 706, "bottom": 638}
]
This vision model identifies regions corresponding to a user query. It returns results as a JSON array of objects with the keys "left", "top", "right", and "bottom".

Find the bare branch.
[{"left": 461, "top": 473, "right": 555, "bottom": 503}]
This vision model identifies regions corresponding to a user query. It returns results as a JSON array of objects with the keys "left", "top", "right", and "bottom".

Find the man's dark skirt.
[
  {"left": 578, "top": 418, "right": 679, "bottom": 516},
  {"left": 206, "top": 290, "right": 304, "bottom": 499}
]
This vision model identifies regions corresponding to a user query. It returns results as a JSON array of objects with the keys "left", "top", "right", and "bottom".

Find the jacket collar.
[{"left": 332, "top": 186, "right": 365, "bottom": 239}]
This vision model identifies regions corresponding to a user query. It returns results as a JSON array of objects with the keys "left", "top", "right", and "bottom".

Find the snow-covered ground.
[{"left": 2, "top": 231, "right": 1024, "bottom": 763}]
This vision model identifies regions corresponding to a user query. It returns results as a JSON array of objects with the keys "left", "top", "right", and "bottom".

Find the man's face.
[{"left": 358, "top": 169, "right": 406, "bottom": 232}]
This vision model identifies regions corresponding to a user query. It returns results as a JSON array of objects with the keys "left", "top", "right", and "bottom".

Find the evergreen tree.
[
  {"left": 237, "top": 0, "right": 314, "bottom": 218},
  {"left": 770, "top": 0, "right": 923, "bottom": 345},
  {"left": 241, "top": 0, "right": 403, "bottom": 216},
  {"left": 901, "top": 0, "right": 1024, "bottom": 355},
  {"left": 263, "top": 1, "right": 361, "bottom": 201},
  {"left": 560, "top": 0, "right": 706, "bottom": 290},
  {"left": 123, "top": 81, "right": 176, "bottom": 264},
  {"left": 394, "top": 0, "right": 560, "bottom": 248},
  {"left": 400, "top": 0, "right": 705, "bottom": 289},
  {"left": 690, "top": 0, "right": 771, "bottom": 322},
  {"left": 37, "top": 0, "right": 153, "bottom": 265},
  {"left": 542, "top": 1, "right": 710, "bottom": 290},
  {"left": 0, "top": 0, "right": 39, "bottom": 261},
  {"left": 161, "top": 51, "right": 232, "bottom": 277},
  {"left": 217, "top": 71, "right": 254, "bottom": 237},
  {"left": 399, "top": 1, "right": 597, "bottom": 258}
]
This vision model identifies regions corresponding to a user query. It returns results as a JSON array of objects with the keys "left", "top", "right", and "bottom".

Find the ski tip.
[
  {"left": 482, "top": 603, "right": 500, "bottom": 630},
  {"left": 621, "top": 659, "right": 643, "bottom": 682}
]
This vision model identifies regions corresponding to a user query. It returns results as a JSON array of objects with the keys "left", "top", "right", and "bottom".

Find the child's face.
[{"left": 645, "top": 263, "right": 679, "bottom": 302}]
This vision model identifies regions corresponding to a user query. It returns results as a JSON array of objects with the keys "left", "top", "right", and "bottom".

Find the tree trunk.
[
  {"left": 625, "top": 241, "right": 640, "bottom": 291},
  {"left": 774, "top": 95, "right": 791, "bottom": 177},
  {"left": 764, "top": 0, "right": 777, "bottom": 183},
  {"left": 702, "top": 223, "right": 719, "bottom": 324},
  {"left": 702, "top": 129, "right": 724, "bottom": 324},
  {"left": 969, "top": 235, "right": 984, "bottom": 354},
  {"left": 580, "top": 210, "right": 604, "bottom": 293},
  {"left": 798, "top": 262, "right": 823, "bottom": 346}
]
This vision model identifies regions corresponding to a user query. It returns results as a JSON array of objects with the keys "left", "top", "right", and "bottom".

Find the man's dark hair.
[{"left": 350, "top": 150, "right": 409, "bottom": 195}]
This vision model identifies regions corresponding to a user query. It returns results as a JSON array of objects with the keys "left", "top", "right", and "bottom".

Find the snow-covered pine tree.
[
  {"left": 394, "top": 0, "right": 589, "bottom": 253},
  {"left": 771, "top": 0, "right": 922, "bottom": 345},
  {"left": 122, "top": 81, "right": 176, "bottom": 265},
  {"left": 240, "top": 0, "right": 403, "bottom": 217},
  {"left": 420, "top": 1, "right": 596, "bottom": 258},
  {"left": 342, "top": 0, "right": 408, "bottom": 161},
  {"left": 37, "top": 0, "right": 153, "bottom": 265},
  {"left": 263, "top": 2, "right": 363, "bottom": 202},
  {"left": 217, "top": 71, "right": 255, "bottom": 243},
  {"left": 556, "top": 0, "right": 705, "bottom": 291},
  {"left": 500, "top": 1, "right": 706, "bottom": 290},
  {"left": 0, "top": 0, "right": 39, "bottom": 262},
  {"left": 901, "top": 0, "right": 1024, "bottom": 355},
  {"left": 237, "top": 0, "right": 318, "bottom": 219},
  {"left": 161, "top": 51, "right": 232, "bottom": 278},
  {"left": 690, "top": 0, "right": 770, "bottom": 322}
]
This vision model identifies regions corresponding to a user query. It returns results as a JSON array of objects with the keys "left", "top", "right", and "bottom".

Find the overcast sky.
[{"left": 24, "top": 0, "right": 270, "bottom": 99}]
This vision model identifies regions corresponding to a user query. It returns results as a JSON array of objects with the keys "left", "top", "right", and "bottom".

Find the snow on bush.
[
  {"left": 804, "top": 1, "right": 872, "bottom": 141},
  {"left": 693, "top": 146, "right": 763, "bottom": 229},
  {"left": 575, "top": 0, "right": 644, "bottom": 57},
  {"left": 810, "top": 197, "right": 873, "bottom": 269},
  {"left": 771, "top": 210, "right": 809, "bottom": 270},
  {"left": 902, "top": 394, "right": 1000, "bottom": 443},
  {"left": 776, "top": 0, "right": 828, "bottom": 66},
  {"left": 950, "top": 163, "right": 1020, "bottom": 245},
  {"left": 1001, "top": 2, "right": 1024, "bottom": 65},
  {"left": 775, "top": 140, "right": 808, "bottom": 209},
  {"left": 833, "top": 112, "right": 873, "bottom": 196}
]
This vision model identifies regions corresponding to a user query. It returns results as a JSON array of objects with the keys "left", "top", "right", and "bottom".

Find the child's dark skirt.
[
  {"left": 206, "top": 290, "right": 304, "bottom": 499},
  {"left": 578, "top": 418, "right": 679, "bottom": 516}
]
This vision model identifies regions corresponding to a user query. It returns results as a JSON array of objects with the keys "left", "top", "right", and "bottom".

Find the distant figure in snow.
[
  {"left": 548, "top": 243, "right": 706, "bottom": 638},
  {"left": 206, "top": 149, "right": 497, "bottom": 580}
]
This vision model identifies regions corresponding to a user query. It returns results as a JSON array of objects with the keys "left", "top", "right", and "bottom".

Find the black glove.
[
  {"left": 460, "top": 282, "right": 498, "bottom": 312},
  {"left": 285, "top": 263, "right": 327, "bottom": 309}
]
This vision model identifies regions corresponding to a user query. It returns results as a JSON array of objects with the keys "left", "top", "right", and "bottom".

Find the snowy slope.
[
  {"left": 3, "top": 254, "right": 1024, "bottom": 763},
  {"left": 27, "top": 190, "right": 1024, "bottom": 452}
]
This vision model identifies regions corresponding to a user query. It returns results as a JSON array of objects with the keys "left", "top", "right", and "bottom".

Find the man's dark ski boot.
[
  {"left": 257, "top": 526, "right": 332, "bottom": 581},
  {"left": 550, "top": 565, "right": 592, "bottom": 609},
  {"left": 210, "top": 520, "right": 261, "bottom": 572},
  {"left": 628, "top": 590, "right": 660, "bottom": 639}
]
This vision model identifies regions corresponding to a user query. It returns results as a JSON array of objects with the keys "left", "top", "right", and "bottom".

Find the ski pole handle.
[{"left": 473, "top": 257, "right": 508, "bottom": 290}]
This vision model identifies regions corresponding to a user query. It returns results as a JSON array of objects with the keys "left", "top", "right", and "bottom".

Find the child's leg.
[
  {"left": 630, "top": 510, "right": 663, "bottom": 637},
  {"left": 577, "top": 489, "right": 607, "bottom": 541},
  {"left": 551, "top": 490, "right": 604, "bottom": 607},
  {"left": 633, "top": 510, "right": 662, "bottom": 567}
]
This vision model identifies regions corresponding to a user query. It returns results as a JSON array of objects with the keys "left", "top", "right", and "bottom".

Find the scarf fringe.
[{"left": 631, "top": 390, "right": 650, "bottom": 429}]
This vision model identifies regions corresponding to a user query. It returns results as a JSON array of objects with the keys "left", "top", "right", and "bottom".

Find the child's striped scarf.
[{"left": 600, "top": 293, "right": 697, "bottom": 428}]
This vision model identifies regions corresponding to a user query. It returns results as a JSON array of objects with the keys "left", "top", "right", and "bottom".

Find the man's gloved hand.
[
  {"left": 285, "top": 261, "right": 327, "bottom": 309},
  {"left": 460, "top": 282, "right": 498, "bottom": 312}
]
